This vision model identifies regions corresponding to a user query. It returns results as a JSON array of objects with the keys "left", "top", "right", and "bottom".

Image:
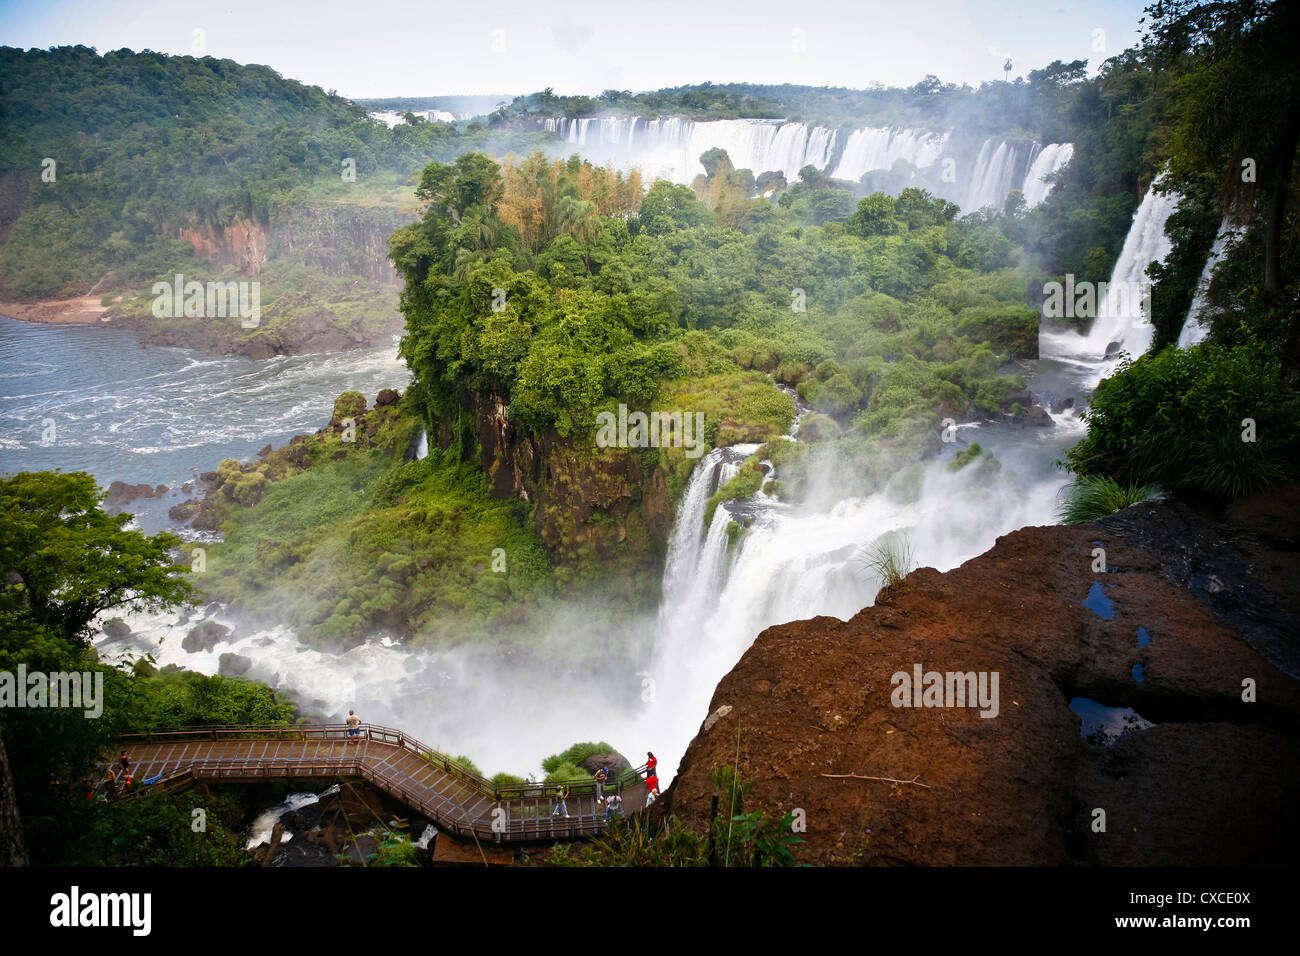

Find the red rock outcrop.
[{"left": 663, "top": 489, "right": 1300, "bottom": 866}]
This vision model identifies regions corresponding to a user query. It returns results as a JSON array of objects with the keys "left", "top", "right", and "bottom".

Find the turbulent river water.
[
  {"left": 0, "top": 178, "right": 1178, "bottom": 783},
  {"left": 0, "top": 316, "right": 409, "bottom": 534}
]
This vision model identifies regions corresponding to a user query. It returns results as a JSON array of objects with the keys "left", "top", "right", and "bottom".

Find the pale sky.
[{"left": 0, "top": 0, "right": 1148, "bottom": 98}]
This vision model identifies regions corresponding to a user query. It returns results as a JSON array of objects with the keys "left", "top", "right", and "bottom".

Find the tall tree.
[{"left": 0, "top": 472, "right": 194, "bottom": 644}]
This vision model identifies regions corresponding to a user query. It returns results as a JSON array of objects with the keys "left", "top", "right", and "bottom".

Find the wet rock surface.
[
  {"left": 183, "top": 620, "right": 231, "bottom": 653},
  {"left": 664, "top": 486, "right": 1300, "bottom": 865},
  {"left": 1097, "top": 482, "right": 1300, "bottom": 679},
  {"left": 103, "top": 480, "right": 168, "bottom": 513}
]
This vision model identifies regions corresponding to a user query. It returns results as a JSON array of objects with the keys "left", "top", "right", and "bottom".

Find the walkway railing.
[{"left": 111, "top": 722, "right": 650, "bottom": 844}]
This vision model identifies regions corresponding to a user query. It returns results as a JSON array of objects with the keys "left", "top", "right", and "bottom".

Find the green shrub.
[
  {"left": 1065, "top": 342, "right": 1299, "bottom": 499},
  {"left": 1056, "top": 475, "right": 1161, "bottom": 524},
  {"left": 948, "top": 442, "right": 984, "bottom": 470},
  {"left": 541, "top": 741, "right": 614, "bottom": 774},
  {"left": 450, "top": 754, "right": 481, "bottom": 776},
  {"left": 543, "top": 761, "right": 592, "bottom": 783},
  {"left": 331, "top": 390, "right": 367, "bottom": 426}
]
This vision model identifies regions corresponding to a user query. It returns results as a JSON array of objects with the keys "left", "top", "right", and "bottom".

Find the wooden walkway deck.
[{"left": 108, "top": 724, "right": 648, "bottom": 845}]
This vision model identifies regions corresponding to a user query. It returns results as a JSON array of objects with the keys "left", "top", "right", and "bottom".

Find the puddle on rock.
[
  {"left": 1069, "top": 696, "right": 1153, "bottom": 745},
  {"left": 1081, "top": 582, "right": 1115, "bottom": 619}
]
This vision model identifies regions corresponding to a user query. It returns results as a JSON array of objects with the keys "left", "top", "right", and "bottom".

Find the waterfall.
[
  {"left": 545, "top": 116, "right": 838, "bottom": 183},
  {"left": 1040, "top": 180, "right": 1179, "bottom": 386},
  {"left": 414, "top": 428, "right": 428, "bottom": 461},
  {"left": 545, "top": 115, "right": 1069, "bottom": 214},
  {"left": 830, "top": 127, "right": 949, "bottom": 182},
  {"left": 644, "top": 396, "right": 1083, "bottom": 779},
  {"left": 1177, "top": 219, "right": 1240, "bottom": 348},
  {"left": 962, "top": 140, "right": 1022, "bottom": 212},
  {"left": 1022, "top": 143, "right": 1074, "bottom": 207}
]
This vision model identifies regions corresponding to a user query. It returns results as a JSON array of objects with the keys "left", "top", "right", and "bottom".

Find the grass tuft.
[{"left": 1056, "top": 475, "right": 1161, "bottom": 524}]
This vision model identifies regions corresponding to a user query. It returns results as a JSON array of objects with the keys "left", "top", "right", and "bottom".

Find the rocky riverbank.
[
  {"left": 661, "top": 483, "right": 1300, "bottom": 865},
  {"left": 0, "top": 296, "right": 108, "bottom": 324}
]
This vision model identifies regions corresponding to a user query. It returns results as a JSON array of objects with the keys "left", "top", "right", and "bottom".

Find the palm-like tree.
[{"left": 557, "top": 196, "right": 602, "bottom": 272}]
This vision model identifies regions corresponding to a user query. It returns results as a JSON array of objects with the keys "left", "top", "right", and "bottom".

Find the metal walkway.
[{"left": 109, "top": 724, "right": 647, "bottom": 844}]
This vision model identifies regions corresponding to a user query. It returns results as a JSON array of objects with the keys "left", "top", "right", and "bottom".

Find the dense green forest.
[
  {"left": 185, "top": 150, "right": 1036, "bottom": 650},
  {"left": 0, "top": 45, "right": 554, "bottom": 300}
]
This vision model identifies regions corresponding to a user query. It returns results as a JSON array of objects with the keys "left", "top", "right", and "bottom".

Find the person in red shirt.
[
  {"left": 645, "top": 752, "right": 657, "bottom": 778},
  {"left": 645, "top": 773, "right": 659, "bottom": 796}
]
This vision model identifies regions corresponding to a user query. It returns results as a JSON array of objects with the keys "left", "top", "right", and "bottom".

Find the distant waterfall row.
[{"left": 544, "top": 116, "right": 1073, "bottom": 213}]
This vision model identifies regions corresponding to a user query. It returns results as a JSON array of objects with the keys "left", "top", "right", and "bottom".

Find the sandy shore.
[{"left": 0, "top": 296, "right": 112, "bottom": 324}]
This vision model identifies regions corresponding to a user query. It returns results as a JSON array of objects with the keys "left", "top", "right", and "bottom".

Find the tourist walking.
[
  {"left": 604, "top": 792, "right": 623, "bottom": 823},
  {"left": 645, "top": 751, "right": 657, "bottom": 779},
  {"left": 119, "top": 750, "right": 130, "bottom": 775},
  {"left": 551, "top": 784, "right": 571, "bottom": 818},
  {"left": 595, "top": 766, "right": 608, "bottom": 800}
]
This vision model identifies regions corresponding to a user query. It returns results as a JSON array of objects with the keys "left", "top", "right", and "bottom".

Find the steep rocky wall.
[
  {"left": 178, "top": 213, "right": 269, "bottom": 275},
  {"left": 437, "top": 394, "right": 674, "bottom": 580},
  {"left": 267, "top": 204, "right": 415, "bottom": 283},
  {"left": 662, "top": 487, "right": 1300, "bottom": 866},
  {"left": 178, "top": 204, "right": 415, "bottom": 283}
]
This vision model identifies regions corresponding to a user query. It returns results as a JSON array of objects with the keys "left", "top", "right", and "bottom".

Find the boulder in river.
[
  {"left": 183, "top": 620, "right": 231, "bottom": 653},
  {"left": 218, "top": 652, "right": 252, "bottom": 676},
  {"left": 1025, "top": 405, "right": 1054, "bottom": 427},
  {"left": 1050, "top": 397, "right": 1075, "bottom": 414},
  {"left": 103, "top": 481, "right": 168, "bottom": 512},
  {"left": 102, "top": 617, "right": 132, "bottom": 640}
]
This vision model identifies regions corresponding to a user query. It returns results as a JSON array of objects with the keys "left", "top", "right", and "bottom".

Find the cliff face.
[
  {"left": 178, "top": 203, "right": 414, "bottom": 284},
  {"left": 267, "top": 204, "right": 414, "bottom": 284},
  {"left": 438, "top": 395, "right": 674, "bottom": 580},
  {"left": 179, "top": 214, "right": 268, "bottom": 275},
  {"left": 663, "top": 485, "right": 1300, "bottom": 866}
]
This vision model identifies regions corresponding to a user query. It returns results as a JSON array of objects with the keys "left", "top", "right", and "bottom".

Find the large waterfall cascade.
[
  {"left": 1040, "top": 180, "right": 1180, "bottom": 387},
  {"left": 545, "top": 116, "right": 1071, "bottom": 213}
]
